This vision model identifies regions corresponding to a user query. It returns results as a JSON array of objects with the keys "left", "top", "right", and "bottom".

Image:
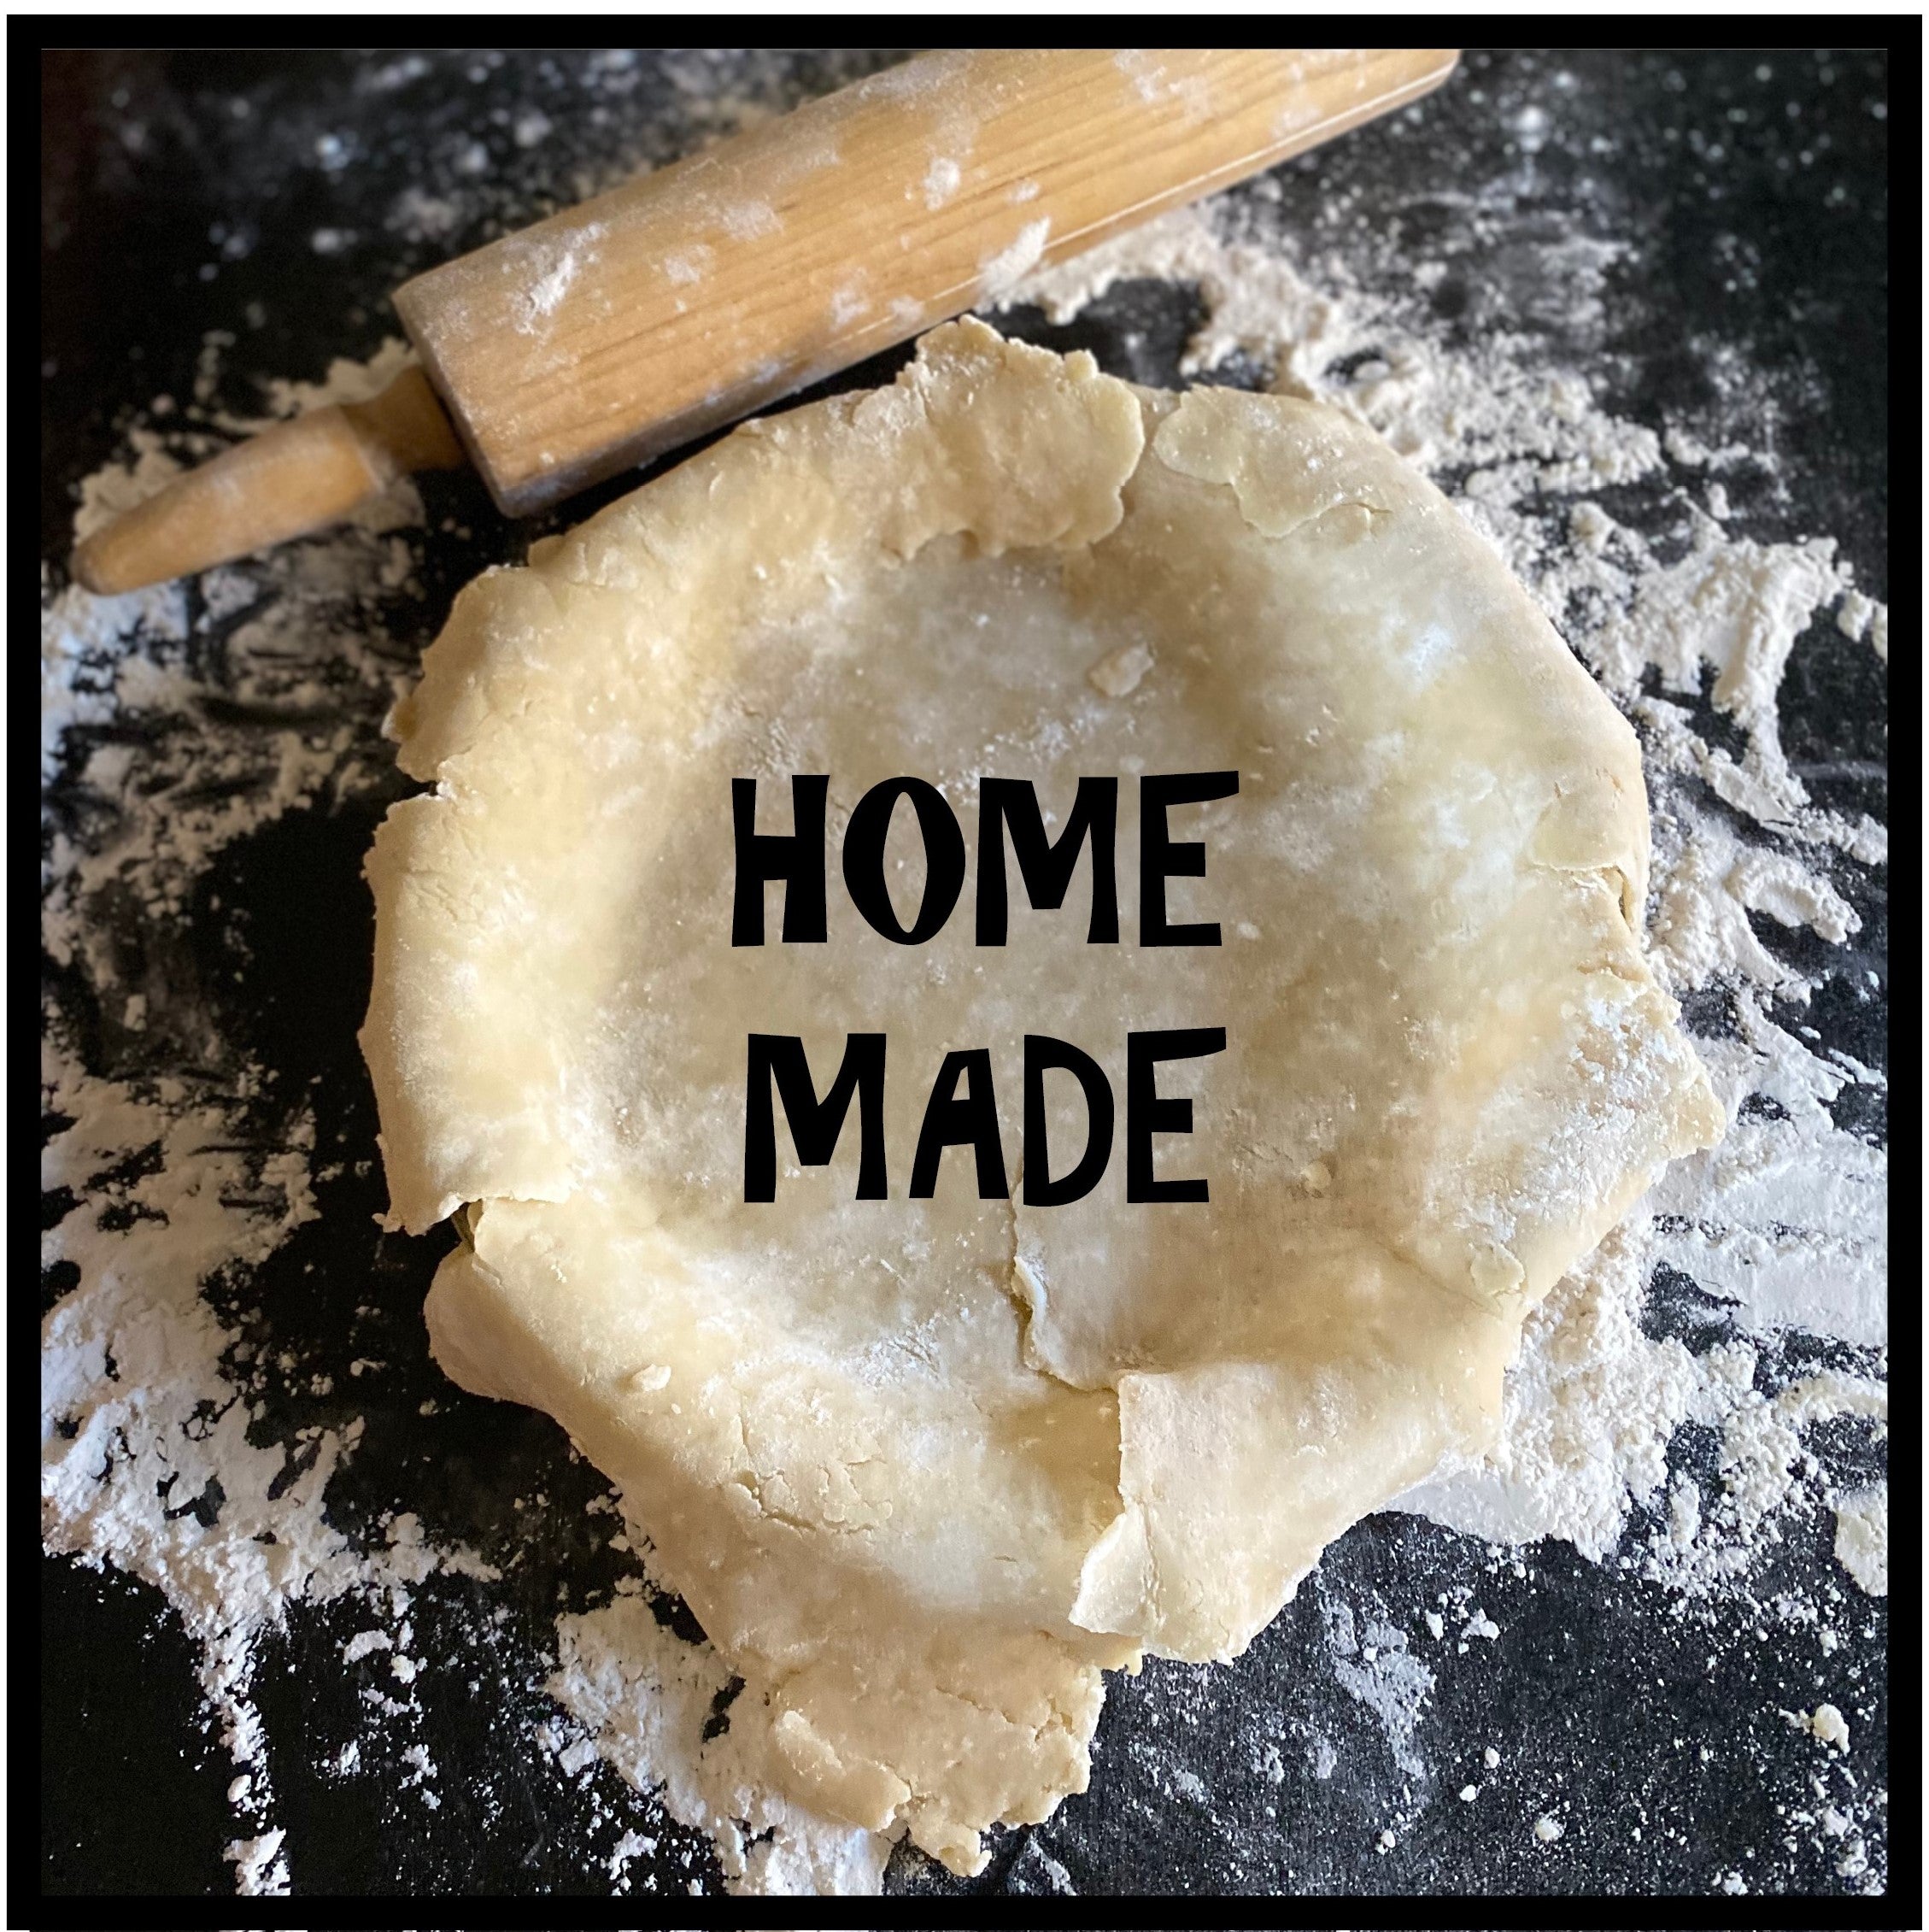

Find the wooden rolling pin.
[{"left": 73, "top": 46, "right": 1458, "bottom": 596}]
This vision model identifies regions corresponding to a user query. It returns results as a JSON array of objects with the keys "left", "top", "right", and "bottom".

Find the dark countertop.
[{"left": 41, "top": 47, "right": 1892, "bottom": 1906}]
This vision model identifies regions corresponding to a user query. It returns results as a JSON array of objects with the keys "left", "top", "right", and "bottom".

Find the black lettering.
[
  {"left": 744, "top": 1034, "right": 887, "bottom": 1201},
  {"left": 1125, "top": 1027, "right": 1226, "bottom": 1202},
  {"left": 842, "top": 778, "right": 967, "bottom": 943},
  {"left": 1139, "top": 772, "right": 1239, "bottom": 945},
  {"left": 1023, "top": 1035, "right": 1115, "bottom": 1207},
  {"left": 976, "top": 777, "right": 1119, "bottom": 945},
  {"left": 732, "top": 776, "right": 829, "bottom": 945},
  {"left": 909, "top": 1048, "right": 1009, "bottom": 1199}
]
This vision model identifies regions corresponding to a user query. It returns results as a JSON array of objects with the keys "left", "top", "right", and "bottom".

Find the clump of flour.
[{"left": 44, "top": 181, "right": 1884, "bottom": 1898}]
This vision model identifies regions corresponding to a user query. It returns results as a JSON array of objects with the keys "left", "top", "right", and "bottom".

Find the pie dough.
[{"left": 361, "top": 320, "right": 1722, "bottom": 1872}]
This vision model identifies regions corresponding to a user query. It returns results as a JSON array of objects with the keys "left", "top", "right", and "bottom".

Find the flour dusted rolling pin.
[{"left": 73, "top": 46, "right": 1458, "bottom": 596}]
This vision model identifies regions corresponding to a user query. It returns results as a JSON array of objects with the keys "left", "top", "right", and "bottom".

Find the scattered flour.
[
  {"left": 1832, "top": 1489, "right": 1888, "bottom": 1598},
  {"left": 922, "top": 156, "right": 962, "bottom": 210},
  {"left": 1322, "top": 1600, "right": 1434, "bottom": 1781},
  {"left": 224, "top": 1827, "right": 289, "bottom": 1896},
  {"left": 41, "top": 344, "right": 506, "bottom": 1893},
  {"left": 545, "top": 1584, "right": 890, "bottom": 1894},
  {"left": 1787, "top": 1702, "right": 1852, "bottom": 1753},
  {"left": 978, "top": 217, "right": 1053, "bottom": 300}
]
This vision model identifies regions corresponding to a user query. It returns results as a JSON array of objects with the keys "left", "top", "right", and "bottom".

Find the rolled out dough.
[{"left": 361, "top": 320, "right": 1722, "bottom": 1873}]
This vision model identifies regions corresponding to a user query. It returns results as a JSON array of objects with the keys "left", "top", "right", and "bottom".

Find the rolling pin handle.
[{"left": 71, "top": 366, "right": 466, "bottom": 598}]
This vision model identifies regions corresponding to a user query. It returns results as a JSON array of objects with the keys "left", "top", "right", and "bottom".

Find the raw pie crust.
[{"left": 361, "top": 320, "right": 1722, "bottom": 1872}]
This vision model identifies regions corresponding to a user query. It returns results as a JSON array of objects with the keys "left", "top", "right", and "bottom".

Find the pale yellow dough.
[{"left": 361, "top": 320, "right": 1722, "bottom": 1872}]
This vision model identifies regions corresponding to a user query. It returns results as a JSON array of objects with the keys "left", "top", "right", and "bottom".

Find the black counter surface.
[{"left": 41, "top": 46, "right": 1897, "bottom": 1910}]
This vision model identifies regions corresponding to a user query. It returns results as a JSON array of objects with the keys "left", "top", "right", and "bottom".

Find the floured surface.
[{"left": 44, "top": 48, "right": 1885, "bottom": 1901}]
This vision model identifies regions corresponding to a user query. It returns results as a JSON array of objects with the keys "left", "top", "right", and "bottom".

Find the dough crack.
[{"left": 725, "top": 1477, "right": 817, "bottom": 1538}]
